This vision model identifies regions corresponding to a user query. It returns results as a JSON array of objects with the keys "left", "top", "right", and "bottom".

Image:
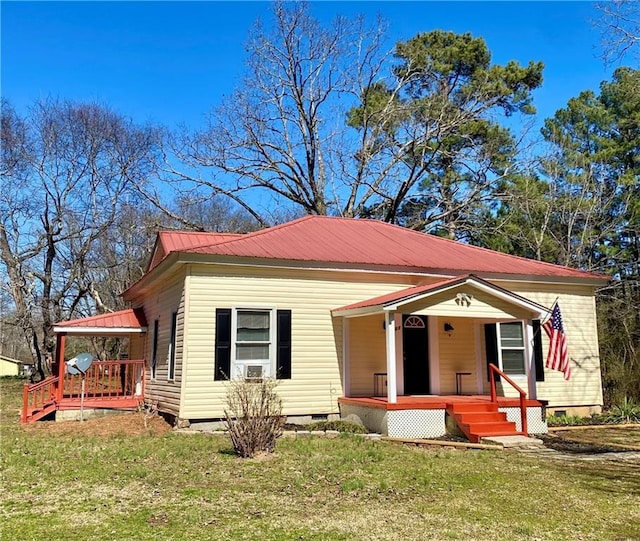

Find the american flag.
[{"left": 543, "top": 302, "right": 570, "bottom": 380}]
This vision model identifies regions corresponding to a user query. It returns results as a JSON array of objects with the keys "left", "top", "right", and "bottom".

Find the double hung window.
[
  {"left": 214, "top": 308, "right": 291, "bottom": 381},
  {"left": 497, "top": 322, "right": 526, "bottom": 376},
  {"left": 234, "top": 309, "right": 273, "bottom": 379}
]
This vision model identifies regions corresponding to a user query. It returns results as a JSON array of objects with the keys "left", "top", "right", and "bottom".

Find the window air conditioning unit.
[{"left": 245, "top": 365, "right": 264, "bottom": 380}]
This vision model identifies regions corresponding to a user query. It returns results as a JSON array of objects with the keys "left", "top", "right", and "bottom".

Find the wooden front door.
[{"left": 403, "top": 315, "right": 430, "bottom": 395}]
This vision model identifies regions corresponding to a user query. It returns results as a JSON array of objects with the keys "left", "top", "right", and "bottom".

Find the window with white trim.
[
  {"left": 168, "top": 312, "right": 177, "bottom": 381},
  {"left": 232, "top": 309, "right": 275, "bottom": 379},
  {"left": 215, "top": 308, "right": 292, "bottom": 381},
  {"left": 497, "top": 321, "right": 526, "bottom": 376},
  {"left": 151, "top": 319, "right": 159, "bottom": 380}
]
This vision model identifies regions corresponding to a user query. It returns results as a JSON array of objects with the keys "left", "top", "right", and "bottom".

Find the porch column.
[
  {"left": 385, "top": 311, "right": 397, "bottom": 403},
  {"left": 525, "top": 320, "right": 537, "bottom": 399},
  {"left": 56, "top": 333, "right": 66, "bottom": 401},
  {"left": 342, "top": 318, "right": 350, "bottom": 397}
]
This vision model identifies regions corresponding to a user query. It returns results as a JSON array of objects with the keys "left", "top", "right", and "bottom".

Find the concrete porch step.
[{"left": 480, "top": 435, "right": 544, "bottom": 448}]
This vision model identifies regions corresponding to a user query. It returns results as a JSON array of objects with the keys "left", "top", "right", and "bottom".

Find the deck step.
[
  {"left": 460, "top": 420, "right": 516, "bottom": 432},
  {"left": 456, "top": 412, "right": 506, "bottom": 423},
  {"left": 26, "top": 402, "right": 57, "bottom": 423},
  {"left": 447, "top": 402, "right": 521, "bottom": 443},
  {"left": 449, "top": 402, "right": 498, "bottom": 414}
]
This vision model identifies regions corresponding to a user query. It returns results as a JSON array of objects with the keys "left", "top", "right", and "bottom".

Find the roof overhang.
[
  {"left": 332, "top": 274, "right": 550, "bottom": 319},
  {"left": 0, "top": 354, "right": 33, "bottom": 365},
  {"left": 53, "top": 308, "right": 148, "bottom": 335}
]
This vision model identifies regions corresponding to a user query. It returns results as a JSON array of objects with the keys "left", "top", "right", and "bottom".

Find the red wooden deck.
[
  {"left": 22, "top": 359, "right": 145, "bottom": 423},
  {"left": 338, "top": 395, "right": 543, "bottom": 411}
]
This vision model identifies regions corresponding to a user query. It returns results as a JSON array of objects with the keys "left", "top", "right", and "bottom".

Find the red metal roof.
[
  {"left": 55, "top": 308, "right": 148, "bottom": 329},
  {"left": 148, "top": 230, "right": 242, "bottom": 270},
  {"left": 182, "top": 216, "right": 605, "bottom": 281},
  {"left": 333, "top": 274, "right": 549, "bottom": 314},
  {"left": 334, "top": 276, "right": 470, "bottom": 312}
]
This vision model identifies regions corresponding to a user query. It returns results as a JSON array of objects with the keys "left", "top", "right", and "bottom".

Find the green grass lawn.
[{"left": 2, "top": 377, "right": 639, "bottom": 541}]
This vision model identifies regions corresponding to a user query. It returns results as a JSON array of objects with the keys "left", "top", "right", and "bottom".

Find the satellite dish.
[{"left": 66, "top": 352, "right": 93, "bottom": 375}]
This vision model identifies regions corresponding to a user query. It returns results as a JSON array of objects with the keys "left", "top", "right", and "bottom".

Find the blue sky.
[{"left": 2, "top": 1, "right": 620, "bottom": 133}]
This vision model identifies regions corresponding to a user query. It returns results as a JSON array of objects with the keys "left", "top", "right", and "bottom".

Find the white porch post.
[
  {"left": 342, "top": 318, "right": 350, "bottom": 397},
  {"left": 385, "top": 311, "right": 397, "bottom": 403},
  {"left": 525, "top": 320, "right": 537, "bottom": 399}
]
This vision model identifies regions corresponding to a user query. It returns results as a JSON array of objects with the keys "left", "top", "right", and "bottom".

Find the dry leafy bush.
[{"left": 223, "top": 378, "right": 285, "bottom": 458}]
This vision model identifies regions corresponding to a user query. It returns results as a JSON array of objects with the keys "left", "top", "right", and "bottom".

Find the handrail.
[
  {"left": 22, "top": 376, "right": 59, "bottom": 423},
  {"left": 489, "top": 364, "right": 528, "bottom": 435}
]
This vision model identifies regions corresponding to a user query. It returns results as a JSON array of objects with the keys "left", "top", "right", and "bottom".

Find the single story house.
[{"left": 27, "top": 216, "right": 608, "bottom": 441}]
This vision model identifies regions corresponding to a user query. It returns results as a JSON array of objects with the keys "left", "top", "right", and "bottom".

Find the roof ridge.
[
  {"left": 158, "top": 230, "right": 242, "bottom": 236},
  {"left": 186, "top": 215, "right": 317, "bottom": 251}
]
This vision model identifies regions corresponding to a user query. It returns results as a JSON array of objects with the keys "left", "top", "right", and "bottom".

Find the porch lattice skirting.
[
  {"left": 340, "top": 404, "right": 447, "bottom": 439},
  {"left": 387, "top": 410, "right": 447, "bottom": 439},
  {"left": 340, "top": 402, "right": 547, "bottom": 439},
  {"left": 500, "top": 406, "right": 548, "bottom": 434}
]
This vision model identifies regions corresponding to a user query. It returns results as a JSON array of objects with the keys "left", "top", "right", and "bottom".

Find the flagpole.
[{"left": 541, "top": 297, "right": 559, "bottom": 326}]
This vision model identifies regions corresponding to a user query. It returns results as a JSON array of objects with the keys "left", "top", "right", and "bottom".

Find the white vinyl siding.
[
  {"left": 130, "top": 268, "right": 186, "bottom": 416},
  {"left": 135, "top": 260, "right": 601, "bottom": 418},
  {"left": 437, "top": 317, "right": 477, "bottom": 395},
  {"left": 182, "top": 265, "right": 417, "bottom": 419},
  {"left": 507, "top": 283, "right": 603, "bottom": 409}
]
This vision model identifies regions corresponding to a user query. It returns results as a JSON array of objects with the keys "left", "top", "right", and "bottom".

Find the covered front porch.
[
  {"left": 21, "top": 309, "right": 148, "bottom": 423},
  {"left": 333, "top": 275, "right": 550, "bottom": 441}
]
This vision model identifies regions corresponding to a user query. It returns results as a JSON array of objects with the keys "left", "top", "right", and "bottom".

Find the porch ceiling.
[{"left": 332, "top": 274, "right": 549, "bottom": 319}]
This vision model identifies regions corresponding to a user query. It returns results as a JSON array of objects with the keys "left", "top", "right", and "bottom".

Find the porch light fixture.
[{"left": 444, "top": 322, "right": 455, "bottom": 332}]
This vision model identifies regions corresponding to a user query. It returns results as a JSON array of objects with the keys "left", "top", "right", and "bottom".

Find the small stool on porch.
[
  {"left": 373, "top": 372, "right": 387, "bottom": 397},
  {"left": 455, "top": 372, "right": 472, "bottom": 395}
]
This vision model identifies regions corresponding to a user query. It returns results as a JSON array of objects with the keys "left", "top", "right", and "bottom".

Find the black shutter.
[
  {"left": 214, "top": 309, "right": 231, "bottom": 381},
  {"left": 532, "top": 319, "right": 545, "bottom": 382},
  {"left": 276, "top": 310, "right": 292, "bottom": 379},
  {"left": 484, "top": 323, "right": 499, "bottom": 382}
]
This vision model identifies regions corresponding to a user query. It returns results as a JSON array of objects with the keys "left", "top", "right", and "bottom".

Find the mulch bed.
[{"left": 21, "top": 411, "right": 173, "bottom": 437}]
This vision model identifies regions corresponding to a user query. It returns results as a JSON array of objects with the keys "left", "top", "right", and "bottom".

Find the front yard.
[{"left": 2, "top": 377, "right": 639, "bottom": 541}]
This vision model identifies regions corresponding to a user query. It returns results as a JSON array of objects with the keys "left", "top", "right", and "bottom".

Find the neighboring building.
[
  {"left": 0, "top": 355, "right": 33, "bottom": 377},
  {"left": 30, "top": 216, "right": 608, "bottom": 439}
]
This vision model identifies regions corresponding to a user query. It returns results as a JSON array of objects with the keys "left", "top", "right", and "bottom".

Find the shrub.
[
  {"left": 547, "top": 414, "right": 588, "bottom": 427},
  {"left": 223, "top": 378, "right": 285, "bottom": 458},
  {"left": 546, "top": 413, "right": 613, "bottom": 427},
  {"left": 306, "top": 420, "right": 368, "bottom": 434},
  {"left": 607, "top": 397, "right": 640, "bottom": 424}
]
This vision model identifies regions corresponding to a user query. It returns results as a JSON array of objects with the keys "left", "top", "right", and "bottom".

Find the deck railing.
[
  {"left": 22, "top": 376, "right": 59, "bottom": 423},
  {"left": 489, "top": 364, "right": 528, "bottom": 435},
  {"left": 22, "top": 359, "right": 145, "bottom": 423},
  {"left": 62, "top": 360, "right": 145, "bottom": 401}
]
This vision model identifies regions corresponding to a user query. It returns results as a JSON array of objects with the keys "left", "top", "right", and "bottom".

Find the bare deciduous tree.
[
  {"left": 0, "top": 98, "right": 161, "bottom": 378},
  {"left": 169, "top": 3, "right": 542, "bottom": 235},
  {"left": 595, "top": 0, "right": 640, "bottom": 63},
  {"left": 169, "top": 1, "right": 389, "bottom": 222}
]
